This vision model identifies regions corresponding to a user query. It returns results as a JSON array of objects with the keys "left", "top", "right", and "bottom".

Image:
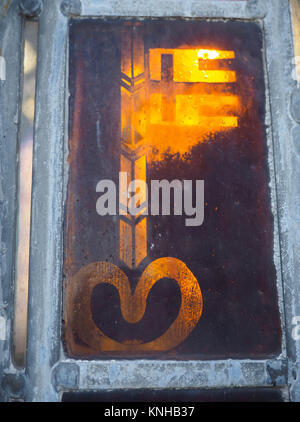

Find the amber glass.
[
  {"left": 64, "top": 19, "right": 281, "bottom": 359},
  {"left": 291, "top": 0, "right": 300, "bottom": 83}
]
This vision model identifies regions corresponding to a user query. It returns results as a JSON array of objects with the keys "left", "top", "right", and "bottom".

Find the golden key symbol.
[
  {"left": 66, "top": 258, "right": 202, "bottom": 354},
  {"left": 66, "top": 23, "right": 238, "bottom": 356}
]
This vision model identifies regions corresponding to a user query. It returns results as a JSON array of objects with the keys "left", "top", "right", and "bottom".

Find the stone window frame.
[{"left": 0, "top": 0, "right": 299, "bottom": 402}]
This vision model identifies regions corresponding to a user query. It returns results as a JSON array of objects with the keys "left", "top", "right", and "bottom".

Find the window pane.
[
  {"left": 291, "top": 0, "right": 300, "bottom": 83},
  {"left": 64, "top": 19, "right": 281, "bottom": 359},
  {"left": 13, "top": 20, "right": 38, "bottom": 368}
]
